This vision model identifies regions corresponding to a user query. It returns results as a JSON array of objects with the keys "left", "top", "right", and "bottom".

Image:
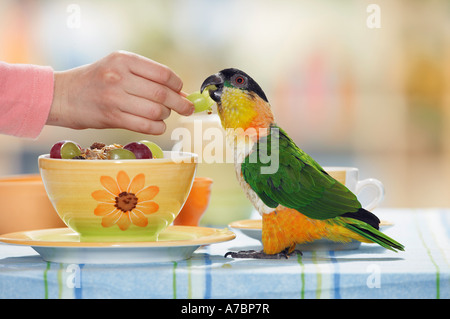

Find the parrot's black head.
[{"left": 200, "top": 68, "right": 268, "bottom": 104}]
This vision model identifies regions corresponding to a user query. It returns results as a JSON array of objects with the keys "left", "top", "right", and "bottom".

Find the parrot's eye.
[{"left": 231, "top": 74, "right": 247, "bottom": 88}]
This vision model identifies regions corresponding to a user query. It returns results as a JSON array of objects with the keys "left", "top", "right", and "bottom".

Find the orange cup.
[
  {"left": 0, "top": 174, "right": 66, "bottom": 234},
  {"left": 174, "top": 177, "right": 213, "bottom": 226}
]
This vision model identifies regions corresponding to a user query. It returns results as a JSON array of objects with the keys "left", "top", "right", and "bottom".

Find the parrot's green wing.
[{"left": 241, "top": 125, "right": 361, "bottom": 220}]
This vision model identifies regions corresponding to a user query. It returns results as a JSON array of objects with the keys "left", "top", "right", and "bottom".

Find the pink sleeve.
[{"left": 0, "top": 61, "right": 54, "bottom": 138}]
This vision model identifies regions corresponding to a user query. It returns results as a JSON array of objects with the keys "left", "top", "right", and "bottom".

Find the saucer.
[
  {"left": 0, "top": 226, "right": 235, "bottom": 264},
  {"left": 229, "top": 219, "right": 393, "bottom": 251}
]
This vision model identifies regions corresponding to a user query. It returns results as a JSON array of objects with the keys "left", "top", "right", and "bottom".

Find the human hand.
[{"left": 47, "top": 51, "right": 194, "bottom": 134}]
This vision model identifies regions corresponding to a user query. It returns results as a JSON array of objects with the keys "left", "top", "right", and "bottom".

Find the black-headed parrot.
[{"left": 198, "top": 68, "right": 404, "bottom": 258}]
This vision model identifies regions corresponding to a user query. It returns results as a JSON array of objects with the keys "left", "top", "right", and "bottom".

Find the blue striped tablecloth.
[{"left": 0, "top": 208, "right": 449, "bottom": 299}]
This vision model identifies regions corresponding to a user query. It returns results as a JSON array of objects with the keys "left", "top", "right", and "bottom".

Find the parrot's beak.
[{"left": 200, "top": 73, "right": 224, "bottom": 103}]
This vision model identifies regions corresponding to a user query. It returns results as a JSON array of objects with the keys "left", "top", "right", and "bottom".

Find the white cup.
[{"left": 323, "top": 167, "right": 385, "bottom": 211}]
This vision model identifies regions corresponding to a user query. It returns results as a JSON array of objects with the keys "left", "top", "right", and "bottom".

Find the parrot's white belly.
[{"left": 230, "top": 134, "right": 277, "bottom": 216}]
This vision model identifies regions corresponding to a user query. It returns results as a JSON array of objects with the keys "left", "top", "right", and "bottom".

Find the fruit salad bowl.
[{"left": 38, "top": 151, "right": 197, "bottom": 242}]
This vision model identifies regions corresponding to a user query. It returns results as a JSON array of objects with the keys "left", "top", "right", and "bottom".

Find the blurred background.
[{"left": 0, "top": 0, "right": 449, "bottom": 209}]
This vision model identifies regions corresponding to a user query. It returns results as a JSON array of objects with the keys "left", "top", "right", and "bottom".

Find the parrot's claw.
[{"left": 224, "top": 249, "right": 302, "bottom": 259}]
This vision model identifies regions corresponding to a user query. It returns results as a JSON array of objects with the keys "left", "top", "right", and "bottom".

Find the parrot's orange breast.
[{"left": 262, "top": 207, "right": 370, "bottom": 254}]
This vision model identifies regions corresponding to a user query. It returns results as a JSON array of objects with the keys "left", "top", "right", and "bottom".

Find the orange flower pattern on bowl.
[{"left": 91, "top": 170, "right": 159, "bottom": 231}]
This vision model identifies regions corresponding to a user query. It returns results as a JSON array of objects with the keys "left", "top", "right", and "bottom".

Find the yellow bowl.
[
  {"left": 0, "top": 174, "right": 66, "bottom": 234},
  {"left": 38, "top": 151, "right": 197, "bottom": 242}
]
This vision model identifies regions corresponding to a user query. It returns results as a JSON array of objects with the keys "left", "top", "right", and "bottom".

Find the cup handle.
[{"left": 355, "top": 178, "right": 385, "bottom": 211}]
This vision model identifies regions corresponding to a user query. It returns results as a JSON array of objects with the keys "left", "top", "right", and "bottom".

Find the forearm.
[
  {"left": 1, "top": 51, "right": 194, "bottom": 138},
  {"left": 46, "top": 70, "right": 73, "bottom": 129},
  {"left": 0, "top": 61, "right": 54, "bottom": 138}
]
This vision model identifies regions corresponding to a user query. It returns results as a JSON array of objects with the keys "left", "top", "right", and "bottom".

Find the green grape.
[
  {"left": 139, "top": 140, "right": 164, "bottom": 158},
  {"left": 187, "top": 90, "right": 215, "bottom": 113},
  {"left": 60, "top": 142, "right": 82, "bottom": 159},
  {"left": 202, "top": 86, "right": 216, "bottom": 99},
  {"left": 108, "top": 148, "right": 136, "bottom": 160}
]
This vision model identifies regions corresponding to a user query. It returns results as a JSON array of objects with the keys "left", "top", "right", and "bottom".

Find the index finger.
[{"left": 124, "top": 51, "right": 183, "bottom": 92}]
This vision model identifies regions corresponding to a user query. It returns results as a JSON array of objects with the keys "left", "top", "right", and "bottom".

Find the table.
[{"left": 0, "top": 208, "right": 449, "bottom": 299}]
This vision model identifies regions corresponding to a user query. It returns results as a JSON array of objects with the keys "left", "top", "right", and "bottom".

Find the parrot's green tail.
[{"left": 337, "top": 217, "right": 405, "bottom": 252}]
